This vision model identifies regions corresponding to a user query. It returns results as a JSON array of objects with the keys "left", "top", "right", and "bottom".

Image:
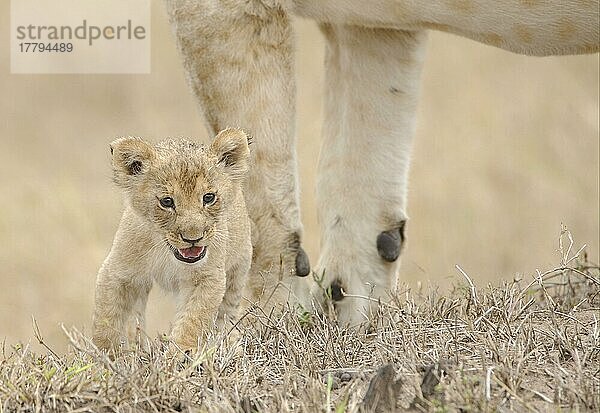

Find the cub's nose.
[{"left": 180, "top": 234, "right": 203, "bottom": 244}]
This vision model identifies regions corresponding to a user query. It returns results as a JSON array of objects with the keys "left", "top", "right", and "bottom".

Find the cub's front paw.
[{"left": 92, "top": 331, "right": 126, "bottom": 357}]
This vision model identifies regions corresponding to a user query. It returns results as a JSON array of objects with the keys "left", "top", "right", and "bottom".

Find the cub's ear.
[
  {"left": 110, "top": 137, "right": 155, "bottom": 185},
  {"left": 209, "top": 128, "right": 251, "bottom": 179}
]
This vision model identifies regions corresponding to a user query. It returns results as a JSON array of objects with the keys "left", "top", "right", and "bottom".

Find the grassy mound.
[{"left": 1, "top": 242, "right": 598, "bottom": 412}]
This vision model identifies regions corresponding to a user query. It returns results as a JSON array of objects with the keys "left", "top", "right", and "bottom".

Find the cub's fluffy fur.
[{"left": 92, "top": 128, "right": 252, "bottom": 351}]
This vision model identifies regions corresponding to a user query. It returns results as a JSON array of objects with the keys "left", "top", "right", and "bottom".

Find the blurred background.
[{"left": 1, "top": 1, "right": 598, "bottom": 350}]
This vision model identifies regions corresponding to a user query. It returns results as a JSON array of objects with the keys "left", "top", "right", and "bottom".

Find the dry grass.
[
  {"left": 0, "top": 0, "right": 598, "bottom": 349},
  {"left": 2, "top": 232, "right": 598, "bottom": 412}
]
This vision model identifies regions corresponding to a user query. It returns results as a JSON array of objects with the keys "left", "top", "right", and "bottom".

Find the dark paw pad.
[
  {"left": 295, "top": 246, "right": 311, "bottom": 277},
  {"left": 330, "top": 280, "right": 345, "bottom": 301},
  {"left": 376, "top": 222, "right": 406, "bottom": 262}
]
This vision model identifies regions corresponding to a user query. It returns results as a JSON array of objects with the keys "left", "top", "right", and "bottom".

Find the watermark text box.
[{"left": 11, "top": 0, "right": 151, "bottom": 74}]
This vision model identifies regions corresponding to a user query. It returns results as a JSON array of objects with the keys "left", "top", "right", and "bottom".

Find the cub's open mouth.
[{"left": 173, "top": 245, "right": 206, "bottom": 263}]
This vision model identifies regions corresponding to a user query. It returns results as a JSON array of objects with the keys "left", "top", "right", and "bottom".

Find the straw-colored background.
[{"left": 1, "top": 1, "right": 598, "bottom": 349}]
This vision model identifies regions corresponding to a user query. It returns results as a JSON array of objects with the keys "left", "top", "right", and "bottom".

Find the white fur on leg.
[{"left": 315, "top": 25, "right": 427, "bottom": 325}]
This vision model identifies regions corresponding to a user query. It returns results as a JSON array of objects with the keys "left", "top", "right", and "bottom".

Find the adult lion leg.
[
  {"left": 164, "top": 0, "right": 311, "bottom": 308},
  {"left": 316, "top": 25, "right": 427, "bottom": 325}
]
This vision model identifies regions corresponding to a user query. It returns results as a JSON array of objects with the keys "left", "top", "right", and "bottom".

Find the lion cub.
[{"left": 92, "top": 128, "right": 252, "bottom": 351}]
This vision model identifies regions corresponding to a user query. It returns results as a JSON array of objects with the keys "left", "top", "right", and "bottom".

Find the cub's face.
[{"left": 110, "top": 128, "right": 250, "bottom": 265}]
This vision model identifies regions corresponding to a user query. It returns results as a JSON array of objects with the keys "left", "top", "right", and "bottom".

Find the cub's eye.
[
  {"left": 159, "top": 197, "right": 175, "bottom": 209},
  {"left": 203, "top": 193, "right": 216, "bottom": 205}
]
